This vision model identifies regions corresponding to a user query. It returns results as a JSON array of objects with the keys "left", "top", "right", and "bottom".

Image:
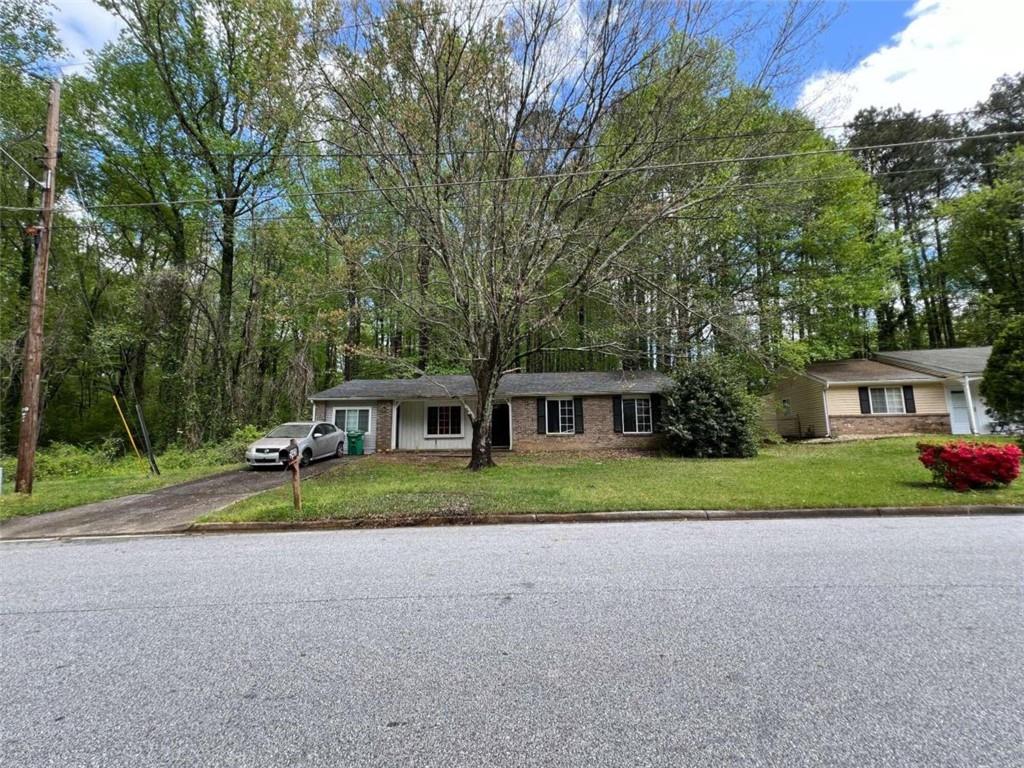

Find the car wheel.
[
  {"left": 300, "top": 449, "right": 312, "bottom": 468},
  {"left": 335, "top": 441, "right": 346, "bottom": 458}
]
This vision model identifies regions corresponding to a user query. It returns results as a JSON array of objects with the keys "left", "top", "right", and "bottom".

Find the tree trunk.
[
  {"left": 144, "top": 209, "right": 188, "bottom": 441},
  {"left": 468, "top": 359, "right": 499, "bottom": 471},
  {"left": 217, "top": 204, "right": 237, "bottom": 431},
  {"left": 2, "top": 184, "right": 38, "bottom": 452},
  {"left": 416, "top": 239, "right": 431, "bottom": 370},
  {"left": 218, "top": 207, "right": 236, "bottom": 350},
  {"left": 468, "top": 412, "right": 495, "bottom": 470}
]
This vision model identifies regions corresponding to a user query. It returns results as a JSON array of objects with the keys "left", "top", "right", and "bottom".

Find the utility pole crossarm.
[{"left": 15, "top": 80, "right": 61, "bottom": 495}]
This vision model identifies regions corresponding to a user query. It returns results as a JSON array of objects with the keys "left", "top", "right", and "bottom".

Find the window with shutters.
[
  {"left": 426, "top": 405, "right": 462, "bottom": 437},
  {"left": 546, "top": 398, "right": 575, "bottom": 434},
  {"left": 868, "top": 387, "right": 906, "bottom": 414},
  {"left": 622, "top": 397, "right": 653, "bottom": 434}
]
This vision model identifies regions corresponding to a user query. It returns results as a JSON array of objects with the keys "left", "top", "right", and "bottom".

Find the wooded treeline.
[{"left": 1, "top": 0, "right": 1022, "bottom": 459}]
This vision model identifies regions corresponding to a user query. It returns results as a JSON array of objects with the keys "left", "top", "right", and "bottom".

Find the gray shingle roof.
[
  {"left": 874, "top": 347, "right": 991, "bottom": 377},
  {"left": 310, "top": 370, "right": 672, "bottom": 401},
  {"left": 805, "top": 359, "right": 942, "bottom": 384}
]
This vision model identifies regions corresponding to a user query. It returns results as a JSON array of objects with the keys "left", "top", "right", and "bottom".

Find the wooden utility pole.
[{"left": 15, "top": 80, "right": 61, "bottom": 494}]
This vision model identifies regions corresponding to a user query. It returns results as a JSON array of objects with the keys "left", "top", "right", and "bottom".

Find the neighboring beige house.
[
  {"left": 309, "top": 371, "right": 670, "bottom": 454},
  {"left": 766, "top": 346, "right": 994, "bottom": 439}
]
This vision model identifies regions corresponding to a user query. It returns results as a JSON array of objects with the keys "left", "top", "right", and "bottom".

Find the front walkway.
[{"left": 0, "top": 459, "right": 346, "bottom": 540}]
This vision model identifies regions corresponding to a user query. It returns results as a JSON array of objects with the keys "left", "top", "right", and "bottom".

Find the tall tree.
[
  {"left": 848, "top": 107, "right": 961, "bottom": 349},
  {"left": 0, "top": 0, "right": 65, "bottom": 452},
  {"left": 97, "top": 0, "right": 308, "bottom": 427},
  {"left": 941, "top": 147, "right": 1024, "bottom": 338},
  {"left": 312, "top": 0, "right": 829, "bottom": 469},
  {"left": 961, "top": 71, "right": 1024, "bottom": 184}
]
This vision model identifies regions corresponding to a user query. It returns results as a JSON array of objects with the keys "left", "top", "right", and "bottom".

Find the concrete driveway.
[{"left": 0, "top": 459, "right": 344, "bottom": 540}]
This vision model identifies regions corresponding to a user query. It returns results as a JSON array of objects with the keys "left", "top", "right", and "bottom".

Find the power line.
[
  {"left": 2, "top": 130, "right": 1016, "bottom": 214},
  {"left": 64, "top": 107, "right": 989, "bottom": 163},
  {"left": 7, "top": 161, "right": 995, "bottom": 232}
]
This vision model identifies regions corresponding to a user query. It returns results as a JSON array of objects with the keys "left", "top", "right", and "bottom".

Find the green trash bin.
[{"left": 346, "top": 430, "right": 365, "bottom": 456}]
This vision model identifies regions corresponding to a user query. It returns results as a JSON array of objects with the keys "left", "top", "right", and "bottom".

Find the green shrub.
[
  {"left": 220, "top": 425, "right": 267, "bottom": 463},
  {"left": 981, "top": 316, "right": 1024, "bottom": 434},
  {"left": 34, "top": 443, "right": 111, "bottom": 478},
  {"left": 661, "top": 359, "right": 760, "bottom": 458},
  {"left": 0, "top": 430, "right": 252, "bottom": 484},
  {"left": 757, "top": 426, "right": 786, "bottom": 446},
  {"left": 0, "top": 443, "right": 115, "bottom": 480},
  {"left": 98, "top": 435, "right": 127, "bottom": 462}
]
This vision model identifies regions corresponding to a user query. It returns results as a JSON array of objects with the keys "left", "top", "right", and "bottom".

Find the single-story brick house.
[
  {"left": 310, "top": 371, "right": 671, "bottom": 454},
  {"left": 766, "top": 346, "right": 994, "bottom": 439}
]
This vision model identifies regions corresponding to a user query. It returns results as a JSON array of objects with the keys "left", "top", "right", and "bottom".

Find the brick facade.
[
  {"left": 314, "top": 393, "right": 661, "bottom": 454},
  {"left": 510, "top": 395, "right": 660, "bottom": 452},
  {"left": 375, "top": 400, "right": 393, "bottom": 452},
  {"left": 829, "top": 414, "right": 951, "bottom": 437}
]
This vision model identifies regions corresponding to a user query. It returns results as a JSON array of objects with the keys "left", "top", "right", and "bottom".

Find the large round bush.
[
  {"left": 981, "top": 316, "right": 1024, "bottom": 433},
  {"left": 661, "top": 359, "right": 759, "bottom": 458}
]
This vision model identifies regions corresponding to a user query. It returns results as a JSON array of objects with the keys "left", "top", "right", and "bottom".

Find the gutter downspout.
[
  {"left": 822, "top": 383, "right": 832, "bottom": 438},
  {"left": 962, "top": 376, "right": 979, "bottom": 435}
]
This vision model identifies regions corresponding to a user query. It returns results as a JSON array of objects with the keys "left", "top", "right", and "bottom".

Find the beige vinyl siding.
[
  {"left": 770, "top": 375, "right": 827, "bottom": 438},
  {"left": 827, "top": 382, "right": 947, "bottom": 416},
  {"left": 903, "top": 382, "right": 947, "bottom": 413},
  {"left": 827, "top": 387, "right": 862, "bottom": 416}
]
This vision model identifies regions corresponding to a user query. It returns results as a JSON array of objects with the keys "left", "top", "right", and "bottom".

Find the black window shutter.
[
  {"left": 612, "top": 395, "right": 623, "bottom": 433},
  {"left": 902, "top": 385, "right": 916, "bottom": 414},
  {"left": 650, "top": 395, "right": 662, "bottom": 431},
  {"left": 427, "top": 406, "right": 438, "bottom": 434},
  {"left": 858, "top": 387, "right": 871, "bottom": 414},
  {"left": 452, "top": 405, "right": 462, "bottom": 433},
  {"left": 573, "top": 397, "right": 584, "bottom": 433},
  {"left": 536, "top": 398, "right": 546, "bottom": 434},
  {"left": 547, "top": 400, "right": 560, "bottom": 433}
]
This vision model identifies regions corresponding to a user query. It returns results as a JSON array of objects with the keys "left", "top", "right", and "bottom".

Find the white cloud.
[
  {"left": 51, "top": 0, "right": 123, "bottom": 72},
  {"left": 445, "top": 0, "right": 589, "bottom": 89},
  {"left": 798, "top": 0, "right": 1024, "bottom": 129}
]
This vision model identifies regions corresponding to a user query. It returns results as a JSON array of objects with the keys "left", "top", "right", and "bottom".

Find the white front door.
[{"left": 949, "top": 389, "right": 971, "bottom": 434}]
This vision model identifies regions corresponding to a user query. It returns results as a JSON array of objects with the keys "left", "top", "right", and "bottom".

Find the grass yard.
[
  {"left": 0, "top": 458, "right": 239, "bottom": 521},
  {"left": 206, "top": 437, "right": 1024, "bottom": 523}
]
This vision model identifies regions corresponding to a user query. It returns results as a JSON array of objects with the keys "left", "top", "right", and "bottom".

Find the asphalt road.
[
  {"left": 1, "top": 517, "right": 1021, "bottom": 767},
  {"left": 0, "top": 458, "right": 345, "bottom": 540}
]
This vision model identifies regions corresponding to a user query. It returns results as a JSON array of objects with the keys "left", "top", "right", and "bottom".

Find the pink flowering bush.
[{"left": 917, "top": 441, "right": 1022, "bottom": 492}]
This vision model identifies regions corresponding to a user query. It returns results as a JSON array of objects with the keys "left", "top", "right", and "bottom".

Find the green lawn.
[
  {"left": 205, "top": 437, "right": 1024, "bottom": 523},
  {"left": 0, "top": 461, "right": 239, "bottom": 521}
]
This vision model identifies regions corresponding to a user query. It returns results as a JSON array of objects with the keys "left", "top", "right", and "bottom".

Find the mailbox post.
[{"left": 281, "top": 438, "right": 302, "bottom": 514}]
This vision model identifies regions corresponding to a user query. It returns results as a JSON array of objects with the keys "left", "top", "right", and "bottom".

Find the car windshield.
[{"left": 266, "top": 424, "right": 311, "bottom": 438}]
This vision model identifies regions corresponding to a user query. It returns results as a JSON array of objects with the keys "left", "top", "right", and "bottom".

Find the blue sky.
[
  {"left": 48, "top": 0, "right": 1021, "bottom": 127},
  {"left": 811, "top": 1, "right": 915, "bottom": 74}
]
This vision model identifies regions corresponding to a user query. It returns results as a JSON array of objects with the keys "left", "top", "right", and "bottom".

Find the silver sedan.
[{"left": 245, "top": 422, "right": 344, "bottom": 468}]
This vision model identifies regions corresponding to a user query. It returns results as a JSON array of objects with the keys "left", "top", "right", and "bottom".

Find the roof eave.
[
  {"left": 311, "top": 388, "right": 670, "bottom": 401},
  {"left": 873, "top": 353, "right": 983, "bottom": 378},
  {"left": 819, "top": 377, "right": 942, "bottom": 386}
]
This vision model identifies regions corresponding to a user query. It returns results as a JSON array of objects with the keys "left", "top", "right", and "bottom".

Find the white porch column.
[{"left": 962, "top": 376, "right": 978, "bottom": 435}]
